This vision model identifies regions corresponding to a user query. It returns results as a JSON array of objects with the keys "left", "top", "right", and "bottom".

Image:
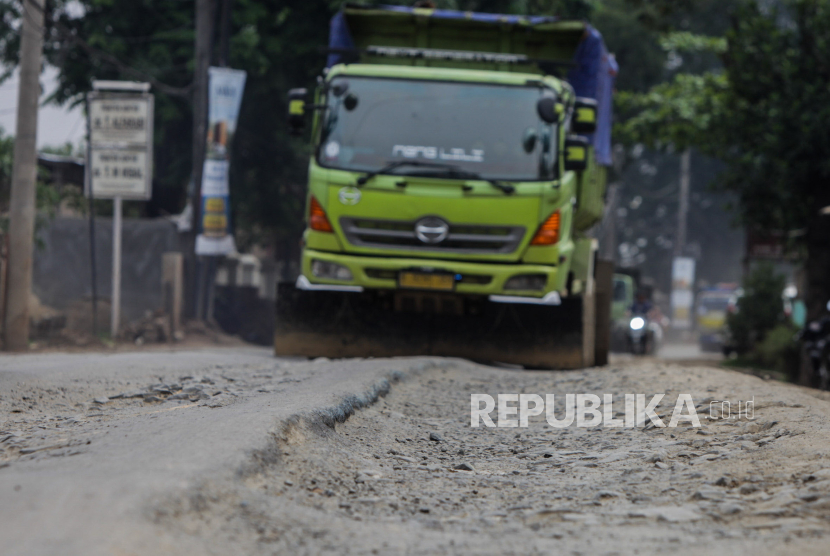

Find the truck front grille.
[
  {"left": 364, "top": 268, "right": 492, "bottom": 284},
  {"left": 340, "top": 217, "right": 525, "bottom": 254}
]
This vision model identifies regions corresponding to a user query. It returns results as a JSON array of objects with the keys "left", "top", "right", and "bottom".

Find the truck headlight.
[
  {"left": 504, "top": 274, "right": 546, "bottom": 291},
  {"left": 311, "top": 260, "right": 353, "bottom": 281},
  {"left": 629, "top": 317, "right": 645, "bottom": 330}
]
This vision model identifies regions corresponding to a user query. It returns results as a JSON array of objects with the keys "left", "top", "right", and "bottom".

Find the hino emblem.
[
  {"left": 338, "top": 186, "right": 362, "bottom": 205},
  {"left": 414, "top": 217, "right": 450, "bottom": 244}
]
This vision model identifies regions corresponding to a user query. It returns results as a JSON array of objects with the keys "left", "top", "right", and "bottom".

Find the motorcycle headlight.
[{"left": 630, "top": 317, "right": 645, "bottom": 330}]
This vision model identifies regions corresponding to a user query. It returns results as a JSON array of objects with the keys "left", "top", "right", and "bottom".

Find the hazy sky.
[{"left": 0, "top": 65, "right": 86, "bottom": 150}]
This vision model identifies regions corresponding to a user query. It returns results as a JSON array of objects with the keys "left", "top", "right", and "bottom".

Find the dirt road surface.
[{"left": 2, "top": 348, "right": 830, "bottom": 555}]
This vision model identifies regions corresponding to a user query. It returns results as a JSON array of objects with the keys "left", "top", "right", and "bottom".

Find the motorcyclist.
[
  {"left": 626, "top": 291, "right": 655, "bottom": 355},
  {"left": 630, "top": 291, "right": 653, "bottom": 316}
]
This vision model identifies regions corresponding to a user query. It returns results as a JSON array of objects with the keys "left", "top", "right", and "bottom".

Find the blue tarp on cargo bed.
[
  {"left": 566, "top": 26, "right": 617, "bottom": 166},
  {"left": 326, "top": 7, "right": 616, "bottom": 166}
]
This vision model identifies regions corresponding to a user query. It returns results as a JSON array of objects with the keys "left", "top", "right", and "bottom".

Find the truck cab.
[{"left": 297, "top": 62, "right": 592, "bottom": 301}]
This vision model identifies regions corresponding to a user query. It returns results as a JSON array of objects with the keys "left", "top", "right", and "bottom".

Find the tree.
[
  {"left": 727, "top": 262, "right": 786, "bottom": 355},
  {"left": 0, "top": 1, "right": 342, "bottom": 254},
  {"left": 618, "top": 0, "right": 830, "bottom": 320}
]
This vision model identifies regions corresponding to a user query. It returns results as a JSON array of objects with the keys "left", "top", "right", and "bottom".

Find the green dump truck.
[{"left": 275, "top": 5, "right": 617, "bottom": 368}]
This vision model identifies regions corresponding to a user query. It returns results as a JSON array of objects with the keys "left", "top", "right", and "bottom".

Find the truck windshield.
[
  {"left": 699, "top": 296, "right": 730, "bottom": 312},
  {"left": 317, "top": 76, "right": 557, "bottom": 181}
]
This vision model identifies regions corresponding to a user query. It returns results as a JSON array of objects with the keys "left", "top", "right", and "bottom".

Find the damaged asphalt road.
[
  {"left": 0, "top": 348, "right": 431, "bottom": 555},
  {"left": 1, "top": 349, "right": 830, "bottom": 555}
]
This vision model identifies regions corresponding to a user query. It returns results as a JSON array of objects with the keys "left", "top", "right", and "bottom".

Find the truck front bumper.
[{"left": 300, "top": 248, "right": 566, "bottom": 299}]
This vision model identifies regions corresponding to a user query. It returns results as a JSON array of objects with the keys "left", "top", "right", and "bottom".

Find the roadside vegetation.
[{"left": 724, "top": 263, "right": 800, "bottom": 380}]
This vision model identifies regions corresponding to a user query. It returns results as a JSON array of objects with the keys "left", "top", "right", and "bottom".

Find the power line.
[{"left": 64, "top": 112, "right": 85, "bottom": 142}]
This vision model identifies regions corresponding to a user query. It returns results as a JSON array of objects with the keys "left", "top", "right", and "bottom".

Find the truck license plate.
[{"left": 398, "top": 272, "right": 455, "bottom": 291}]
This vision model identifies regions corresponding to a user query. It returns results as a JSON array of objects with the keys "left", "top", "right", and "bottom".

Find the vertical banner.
[
  {"left": 195, "top": 67, "right": 247, "bottom": 255},
  {"left": 671, "top": 257, "right": 696, "bottom": 329}
]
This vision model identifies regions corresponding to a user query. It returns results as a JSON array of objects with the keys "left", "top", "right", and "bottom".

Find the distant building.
[{"left": 37, "top": 153, "right": 84, "bottom": 189}]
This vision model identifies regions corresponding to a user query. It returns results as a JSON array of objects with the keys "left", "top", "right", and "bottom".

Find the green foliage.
[
  {"left": 521, "top": 0, "right": 594, "bottom": 18},
  {"left": 592, "top": 0, "right": 666, "bottom": 93},
  {"left": 0, "top": 129, "right": 84, "bottom": 248},
  {"left": 727, "top": 263, "right": 787, "bottom": 355},
  {"left": 715, "top": 0, "right": 830, "bottom": 234},
  {"left": 659, "top": 31, "right": 726, "bottom": 54},
  {"left": 755, "top": 323, "right": 801, "bottom": 379},
  {"left": 612, "top": 11, "right": 729, "bottom": 149},
  {"left": 31, "top": 181, "right": 69, "bottom": 248},
  {"left": 39, "top": 1, "right": 194, "bottom": 194},
  {"left": 39, "top": 142, "right": 83, "bottom": 157},
  {"left": 616, "top": 72, "right": 727, "bottom": 149},
  {"left": 617, "top": 0, "right": 830, "bottom": 235},
  {"left": 620, "top": 0, "right": 696, "bottom": 32}
]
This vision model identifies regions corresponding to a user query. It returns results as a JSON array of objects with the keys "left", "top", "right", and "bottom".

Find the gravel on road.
[
  {"left": 155, "top": 359, "right": 830, "bottom": 555},
  {"left": 2, "top": 350, "right": 830, "bottom": 555}
]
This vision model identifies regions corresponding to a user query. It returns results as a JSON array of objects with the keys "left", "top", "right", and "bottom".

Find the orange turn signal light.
[
  {"left": 530, "top": 211, "right": 561, "bottom": 246},
  {"left": 309, "top": 196, "right": 333, "bottom": 233}
]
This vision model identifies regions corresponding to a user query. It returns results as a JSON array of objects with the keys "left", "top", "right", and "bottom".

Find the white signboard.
[
  {"left": 671, "top": 256, "right": 696, "bottom": 329},
  {"left": 90, "top": 150, "right": 150, "bottom": 198},
  {"left": 89, "top": 98, "right": 151, "bottom": 146},
  {"left": 87, "top": 92, "right": 153, "bottom": 199}
]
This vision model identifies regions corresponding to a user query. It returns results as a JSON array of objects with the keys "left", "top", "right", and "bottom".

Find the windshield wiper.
[
  {"left": 423, "top": 168, "right": 516, "bottom": 195},
  {"left": 356, "top": 160, "right": 463, "bottom": 186},
  {"left": 481, "top": 178, "right": 516, "bottom": 195},
  {"left": 357, "top": 160, "right": 515, "bottom": 194}
]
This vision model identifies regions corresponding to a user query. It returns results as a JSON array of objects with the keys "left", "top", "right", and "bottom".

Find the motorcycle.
[
  {"left": 799, "top": 304, "right": 830, "bottom": 391},
  {"left": 627, "top": 314, "right": 651, "bottom": 355}
]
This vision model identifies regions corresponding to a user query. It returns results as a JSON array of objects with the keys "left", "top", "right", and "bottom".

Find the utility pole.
[
  {"left": 189, "top": 0, "right": 215, "bottom": 319},
  {"left": 675, "top": 149, "right": 691, "bottom": 257},
  {"left": 5, "top": 0, "right": 44, "bottom": 351},
  {"left": 218, "top": 0, "right": 234, "bottom": 67},
  {"left": 201, "top": 0, "right": 234, "bottom": 324}
]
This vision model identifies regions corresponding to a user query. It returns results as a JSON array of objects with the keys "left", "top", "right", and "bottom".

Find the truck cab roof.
[
  {"left": 327, "top": 5, "right": 587, "bottom": 74},
  {"left": 326, "top": 63, "right": 569, "bottom": 93}
]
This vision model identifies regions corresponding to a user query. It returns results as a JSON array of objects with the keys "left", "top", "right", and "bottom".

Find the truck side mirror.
[
  {"left": 287, "top": 88, "right": 308, "bottom": 136},
  {"left": 564, "top": 135, "right": 590, "bottom": 172},
  {"left": 537, "top": 96, "right": 562, "bottom": 124},
  {"left": 571, "top": 97, "right": 597, "bottom": 134}
]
